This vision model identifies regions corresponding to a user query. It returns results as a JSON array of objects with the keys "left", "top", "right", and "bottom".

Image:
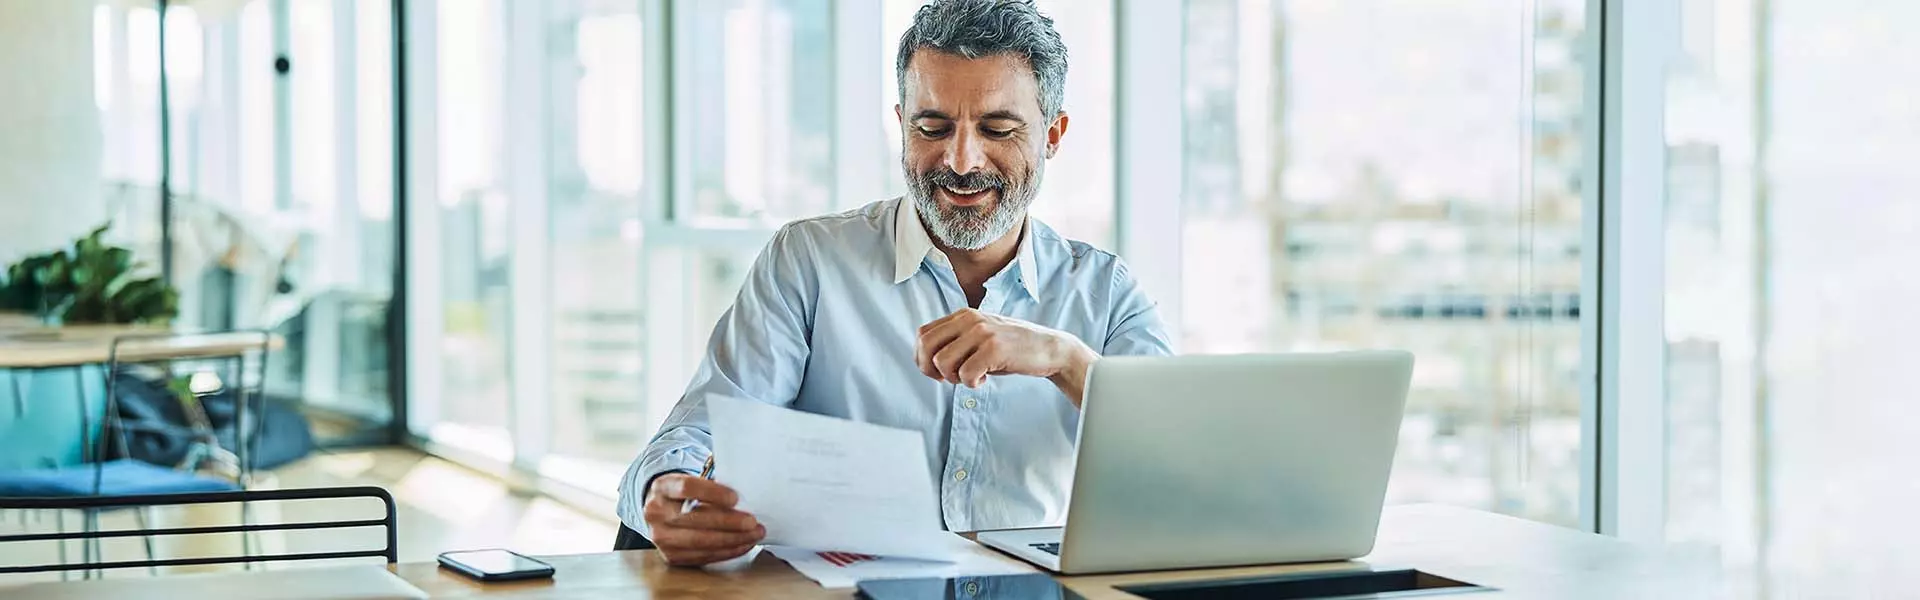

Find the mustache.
[{"left": 919, "top": 168, "right": 1007, "bottom": 192}]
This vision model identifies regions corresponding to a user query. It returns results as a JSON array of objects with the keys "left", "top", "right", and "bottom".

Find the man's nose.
[{"left": 942, "top": 128, "right": 988, "bottom": 176}]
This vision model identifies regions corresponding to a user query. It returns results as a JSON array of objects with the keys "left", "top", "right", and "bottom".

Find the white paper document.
[
  {"left": 708, "top": 396, "right": 958, "bottom": 560},
  {"left": 765, "top": 534, "right": 1039, "bottom": 589}
]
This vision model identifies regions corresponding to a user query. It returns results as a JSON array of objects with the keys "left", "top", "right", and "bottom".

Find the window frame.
[
  {"left": 1113, "top": 0, "right": 1184, "bottom": 339},
  {"left": 1586, "top": 0, "right": 1675, "bottom": 541}
]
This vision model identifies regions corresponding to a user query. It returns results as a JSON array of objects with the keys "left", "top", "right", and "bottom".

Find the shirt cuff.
[{"left": 616, "top": 447, "right": 708, "bottom": 538}]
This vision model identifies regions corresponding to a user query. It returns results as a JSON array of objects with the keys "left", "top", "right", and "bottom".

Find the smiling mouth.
[{"left": 939, "top": 184, "right": 995, "bottom": 206}]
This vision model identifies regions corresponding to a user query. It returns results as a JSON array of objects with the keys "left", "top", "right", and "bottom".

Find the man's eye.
[
  {"left": 983, "top": 128, "right": 1016, "bottom": 139},
  {"left": 917, "top": 126, "right": 951, "bottom": 138}
]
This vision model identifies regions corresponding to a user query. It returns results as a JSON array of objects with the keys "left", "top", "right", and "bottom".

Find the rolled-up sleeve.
[
  {"left": 1101, "top": 260, "right": 1175, "bottom": 357},
  {"left": 616, "top": 226, "right": 816, "bottom": 536}
]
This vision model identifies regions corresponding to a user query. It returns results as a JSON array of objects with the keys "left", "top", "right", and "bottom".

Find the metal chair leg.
[
  {"left": 9, "top": 369, "right": 26, "bottom": 418},
  {"left": 135, "top": 506, "right": 158, "bottom": 577},
  {"left": 83, "top": 509, "right": 100, "bottom": 580},
  {"left": 233, "top": 353, "right": 258, "bottom": 571},
  {"left": 240, "top": 501, "right": 256, "bottom": 570},
  {"left": 55, "top": 509, "right": 70, "bottom": 582}
]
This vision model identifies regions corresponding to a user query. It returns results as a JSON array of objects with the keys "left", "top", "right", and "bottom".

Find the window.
[
  {"left": 94, "top": 5, "right": 114, "bottom": 111},
  {"left": 880, "top": 0, "right": 1117, "bottom": 248},
  {"left": 1660, "top": 0, "right": 1920, "bottom": 592},
  {"left": 656, "top": 0, "right": 844, "bottom": 453},
  {"left": 113, "top": 5, "right": 164, "bottom": 188},
  {"left": 92, "top": 0, "right": 402, "bottom": 436},
  {"left": 1180, "top": 0, "right": 1588, "bottom": 525},
  {"left": 239, "top": 0, "right": 273, "bottom": 214},
  {"left": 397, "top": 0, "right": 836, "bottom": 487},
  {"left": 683, "top": 0, "right": 836, "bottom": 224},
  {"left": 544, "top": 2, "right": 649, "bottom": 480},
  {"left": 431, "top": 0, "right": 514, "bottom": 460}
]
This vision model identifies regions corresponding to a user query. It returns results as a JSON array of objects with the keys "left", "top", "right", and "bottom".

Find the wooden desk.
[
  {"left": 391, "top": 505, "right": 1724, "bottom": 599},
  {"left": 0, "top": 312, "right": 41, "bottom": 330},
  {"left": 0, "top": 327, "right": 279, "bottom": 369}
]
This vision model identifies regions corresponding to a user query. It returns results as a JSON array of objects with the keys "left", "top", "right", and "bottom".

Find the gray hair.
[{"left": 895, "top": 0, "right": 1069, "bottom": 118}]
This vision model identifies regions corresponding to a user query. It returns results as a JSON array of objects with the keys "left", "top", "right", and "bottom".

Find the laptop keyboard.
[{"left": 1030, "top": 542, "right": 1062, "bottom": 556}]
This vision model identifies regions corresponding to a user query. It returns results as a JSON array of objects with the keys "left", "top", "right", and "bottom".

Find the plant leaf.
[
  {"left": 5, "top": 224, "right": 173, "bottom": 324},
  {"left": 104, "top": 247, "right": 132, "bottom": 274}
]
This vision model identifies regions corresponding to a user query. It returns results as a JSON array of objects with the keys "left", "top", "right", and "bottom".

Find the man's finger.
[
  {"left": 915, "top": 338, "right": 943, "bottom": 380},
  {"left": 651, "top": 525, "right": 765, "bottom": 551},
  {"left": 916, "top": 322, "right": 969, "bottom": 379},
  {"left": 665, "top": 541, "right": 761, "bottom": 567},
  {"left": 667, "top": 505, "right": 760, "bottom": 533},
  {"left": 650, "top": 475, "right": 740, "bottom": 508},
  {"left": 918, "top": 308, "right": 982, "bottom": 334},
  {"left": 917, "top": 309, "right": 965, "bottom": 335},
  {"left": 644, "top": 497, "right": 756, "bottom": 531},
  {"left": 957, "top": 339, "right": 1001, "bottom": 388},
  {"left": 932, "top": 328, "right": 987, "bottom": 384},
  {"left": 919, "top": 309, "right": 988, "bottom": 345},
  {"left": 919, "top": 310, "right": 999, "bottom": 382}
]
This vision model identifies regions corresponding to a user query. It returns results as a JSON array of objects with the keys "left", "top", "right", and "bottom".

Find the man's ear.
[
  {"left": 1044, "top": 111, "right": 1070, "bottom": 159},
  {"left": 895, "top": 104, "right": 905, "bottom": 127}
]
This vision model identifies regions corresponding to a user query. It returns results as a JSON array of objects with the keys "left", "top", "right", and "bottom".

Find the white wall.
[{"left": 0, "top": 0, "right": 107, "bottom": 261}]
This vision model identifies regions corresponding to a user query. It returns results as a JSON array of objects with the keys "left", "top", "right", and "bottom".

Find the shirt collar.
[{"left": 891, "top": 197, "right": 1043, "bottom": 301}]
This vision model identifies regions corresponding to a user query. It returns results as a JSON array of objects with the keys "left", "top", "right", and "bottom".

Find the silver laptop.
[{"left": 978, "top": 351, "right": 1414, "bottom": 574}]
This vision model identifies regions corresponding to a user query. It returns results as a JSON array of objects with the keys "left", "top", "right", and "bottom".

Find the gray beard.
[{"left": 906, "top": 167, "right": 1041, "bottom": 251}]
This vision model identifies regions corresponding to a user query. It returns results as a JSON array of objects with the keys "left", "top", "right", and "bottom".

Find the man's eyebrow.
[
  {"left": 908, "top": 110, "right": 1028, "bottom": 123},
  {"left": 980, "top": 111, "right": 1027, "bottom": 123}
]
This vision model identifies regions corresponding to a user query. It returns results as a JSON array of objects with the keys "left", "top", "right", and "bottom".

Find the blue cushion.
[{"left": 0, "top": 459, "right": 239, "bottom": 497}]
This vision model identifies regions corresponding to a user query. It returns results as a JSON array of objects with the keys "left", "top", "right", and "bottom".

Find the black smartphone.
[{"left": 436, "top": 549, "right": 556, "bottom": 582}]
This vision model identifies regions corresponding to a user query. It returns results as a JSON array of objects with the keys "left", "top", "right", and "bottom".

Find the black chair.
[
  {"left": 614, "top": 523, "right": 656, "bottom": 551},
  {"left": 0, "top": 486, "right": 398, "bottom": 575}
]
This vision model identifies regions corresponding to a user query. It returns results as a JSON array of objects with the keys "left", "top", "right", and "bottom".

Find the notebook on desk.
[{"left": 3, "top": 565, "right": 428, "bottom": 600}]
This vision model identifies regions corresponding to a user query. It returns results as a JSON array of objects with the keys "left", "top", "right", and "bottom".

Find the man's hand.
[
  {"left": 916, "top": 308, "right": 1100, "bottom": 405},
  {"left": 643, "top": 473, "right": 766, "bottom": 566}
]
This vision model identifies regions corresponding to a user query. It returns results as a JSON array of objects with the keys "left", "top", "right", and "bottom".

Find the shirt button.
[
  {"left": 954, "top": 469, "right": 969, "bottom": 482},
  {"left": 962, "top": 397, "right": 979, "bottom": 409},
  {"left": 964, "top": 581, "right": 981, "bottom": 595}
]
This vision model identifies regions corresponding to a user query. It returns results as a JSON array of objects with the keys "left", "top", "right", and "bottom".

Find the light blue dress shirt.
[{"left": 617, "top": 197, "right": 1173, "bottom": 536}]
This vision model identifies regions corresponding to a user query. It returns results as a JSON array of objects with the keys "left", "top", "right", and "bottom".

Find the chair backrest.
[
  {"left": 105, "top": 330, "right": 273, "bottom": 476},
  {"left": 0, "top": 485, "right": 399, "bottom": 574}
]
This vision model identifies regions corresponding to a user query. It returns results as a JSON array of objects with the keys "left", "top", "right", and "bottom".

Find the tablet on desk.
[
  {"left": 856, "top": 574, "right": 1084, "bottom": 600},
  {"left": 855, "top": 569, "right": 1489, "bottom": 600}
]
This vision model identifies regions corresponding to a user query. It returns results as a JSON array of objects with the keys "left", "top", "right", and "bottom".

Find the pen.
[{"left": 680, "top": 455, "right": 716, "bottom": 514}]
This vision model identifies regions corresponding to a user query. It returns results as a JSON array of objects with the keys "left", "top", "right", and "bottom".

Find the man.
[{"left": 617, "top": 0, "right": 1172, "bottom": 566}]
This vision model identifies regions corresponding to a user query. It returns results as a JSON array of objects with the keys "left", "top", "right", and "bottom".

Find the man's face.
[{"left": 897, "top": 51, "right": 1068, "bottom": 251}]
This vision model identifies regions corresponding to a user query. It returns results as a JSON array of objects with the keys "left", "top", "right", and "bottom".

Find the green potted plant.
[{"left": 0, "top": 225, "right": 179, "bottom": 325}]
